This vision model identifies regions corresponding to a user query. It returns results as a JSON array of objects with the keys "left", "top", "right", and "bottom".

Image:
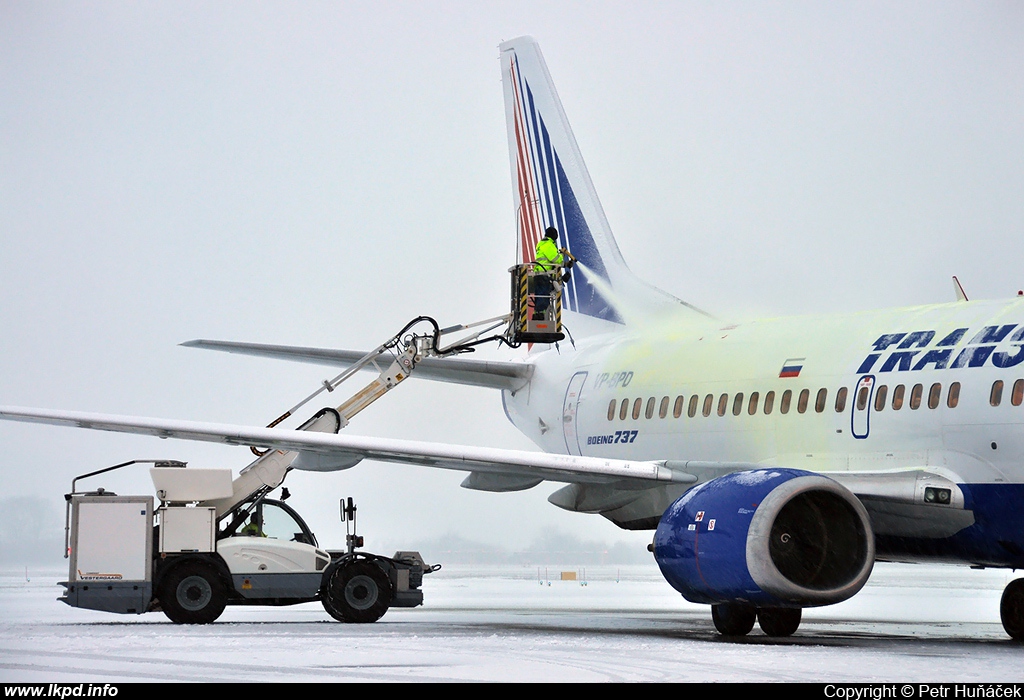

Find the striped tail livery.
[{"left": 499, "top": 37, "right": 699, "bottom": 329}]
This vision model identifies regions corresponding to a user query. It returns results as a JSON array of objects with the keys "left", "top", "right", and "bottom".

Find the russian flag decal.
[{"left": 779, "top": 358, "right": 805, "bottom": 378}]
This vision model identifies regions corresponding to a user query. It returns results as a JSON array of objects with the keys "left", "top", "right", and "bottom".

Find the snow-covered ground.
[{"left": 1, "top": 562, "right": 1021, "bottom": 682}]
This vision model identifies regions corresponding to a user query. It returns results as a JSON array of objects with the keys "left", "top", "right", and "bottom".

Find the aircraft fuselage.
[{"left": 503, "top": 296, "right": 1024, "bottom": 567}]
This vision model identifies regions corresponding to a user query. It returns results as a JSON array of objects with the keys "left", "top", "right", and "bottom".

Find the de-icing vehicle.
[
  {"left": 59, "top": 313, "right": 550, "bottom": 624},
  {"left": 58, "top": 227, "right": 577, "bottom": 625},
  {"left": 64, "top": 461, "right": 431, "bottom": 624}
]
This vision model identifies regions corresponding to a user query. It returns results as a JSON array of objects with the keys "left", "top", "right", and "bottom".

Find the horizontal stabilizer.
[{"left": 181, "top": 340, "right": 532, "bottom": 391}]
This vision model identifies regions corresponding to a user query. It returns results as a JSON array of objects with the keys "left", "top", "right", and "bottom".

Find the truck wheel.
[
  {"left": 323, "top": 560, "right": 392, "bottom": 623},
  {"left": 159, "top": 561, "right": 227, "bottom": 624}
]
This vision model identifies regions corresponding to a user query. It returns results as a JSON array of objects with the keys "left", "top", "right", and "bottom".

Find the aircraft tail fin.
[{"left": 499, "top": 37, "right": 708, "bottom": 327}]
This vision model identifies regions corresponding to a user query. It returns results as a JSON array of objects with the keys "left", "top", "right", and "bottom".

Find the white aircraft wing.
[
  {"left": 0, "top": 406, "right": 972, "bottom": 536},
  {"left": 0, "top": 406, "right": 688, "bottom": 486},
  {"left": 180, "top": 340, "right": 533, "bottom": 391}
]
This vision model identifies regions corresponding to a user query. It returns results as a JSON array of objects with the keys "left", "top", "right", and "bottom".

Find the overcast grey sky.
[{"left": 2, "top": 2, "right": 1022, "bottom": 554}]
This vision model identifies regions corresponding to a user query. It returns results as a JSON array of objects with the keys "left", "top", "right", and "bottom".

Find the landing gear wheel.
[
  {"left": 757, "top": 607, "right": 802, "bottom": 637},
  {"left": 159, "top": 561, "right": 227, "bottom": 625},
  {"left": 711, "top": 603, "right": 756, "bottom": 636},
  {"left": 323, "top": 560, "right": 393, "bottom": 624},
  {"left": 1000, "top": 578, "right": 1024, "bottom": 641}
]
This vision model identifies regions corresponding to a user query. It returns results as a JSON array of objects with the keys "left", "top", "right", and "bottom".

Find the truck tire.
[
  {"left": 323, "top": 560, "right": 392, "bottom": 623},
  {"left": 159, "top": 561, "right": 228, "bottom": 624}
]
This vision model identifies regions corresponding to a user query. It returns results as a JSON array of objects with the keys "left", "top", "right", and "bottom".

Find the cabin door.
[
  {"left": 851, "top": 375, "right": 875, "bottom": 439},
  {"left": 562, "top": 371, "right": 588, "bottom": 456}
]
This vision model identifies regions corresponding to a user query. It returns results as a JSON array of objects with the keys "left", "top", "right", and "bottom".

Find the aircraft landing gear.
[
  {"left": 711, "top": 604, "right": 802, "bottom": 637},
  {"left": 757, "top": 607, "right": 802, "bottom": 637},
  {"left": 1001, "top": 578, "right": 1024, "bottom": 641},
  {"left": 711, "top": 603, "right": 756, "bottom": 636}
]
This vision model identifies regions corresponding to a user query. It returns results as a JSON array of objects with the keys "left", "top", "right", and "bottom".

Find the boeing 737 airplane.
[{"left": 2, "top": 37, "right": 1023, "bottom": 639}]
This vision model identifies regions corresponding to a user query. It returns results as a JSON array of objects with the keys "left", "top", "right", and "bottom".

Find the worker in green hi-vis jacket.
[
  {"left": 532, "top": 227, "right": 572, "bottom": 320},
  {"left": 534, "top": 227, "right": 564, "bottom": 273}
]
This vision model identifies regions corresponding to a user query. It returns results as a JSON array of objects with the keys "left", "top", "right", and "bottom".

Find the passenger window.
[
  {"left": 764, "top": 390, "right": 775, "bottom": 415},
  {"left": 688, "top": 395, "right": 699, "bottom": 418},
  {"left": 717, "top": 393, "right": 729, "bottom": 417},
  {"left": 645, "top": 397, "right": 656, "bottom": 420},
  {"left": 892, "top": 384, "right": 905, "bottom": 410},
  {"left": 796, "top": 389, "right": 809, "bottom": 414},
  {"left": 856, "top": 386, "right": 869, "bottom": 411},
  {"left": 947, "top": 382, "right": 961, "bottom": 408},
  {"left": 928, "top": 383, "right": 942, "bottom": 409},
  {"left": 632, "top": 398, "right": 642, "bottom": 420},
  {"left": 659, "top": 396, "right": 670, "bottom": 419},
  {"left": 748, "top": 391, "right": 759, "bottom": 415},
  {"left": 673, "top": 395, "right": 685, "bottom": 418},
  {"left": 815, "top": 388, "right": 827, "bottom": 413},
  {"left": 990, "top": 380, "right": 1004, "bottom": 407},
  {"left": 1012, "top": 379, "right": 1023, "bottom": 407},
  {"left": 619, "top": 398, "right": 629, "bottom": 421},
  {"left": 874, "top": 385, "right": 887, "bottom": 412},
  {"left": 732, "top": 393, "right": 744, "bottom": 416},
  {"left": 702, "top": 394, "right": 714, "bottom": 417},
  {"left": 910, "top": 384, "right": 923, "bottom": 410},
  {"left": 607, "top": 399, "right": 616, "bottom": 421},
  {"left": 835, "top": 387, "right": 848, "bottom": 413},
  {"left": 780, "top": 390, "right": 792, "bottom": 414}
]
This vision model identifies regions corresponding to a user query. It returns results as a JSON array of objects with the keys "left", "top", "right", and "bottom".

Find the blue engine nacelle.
[{"left": 653, "top": 469, "right": 874, "bottom": 607}]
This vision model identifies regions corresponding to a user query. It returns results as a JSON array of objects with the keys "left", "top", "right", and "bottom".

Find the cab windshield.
[{"left": 230, "top": 499, "right": 317, "bottom": 547}]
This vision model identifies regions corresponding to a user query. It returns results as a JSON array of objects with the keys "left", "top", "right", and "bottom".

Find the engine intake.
[{"left": 653, "top": 469, "right": 874, "bottom": 607}]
